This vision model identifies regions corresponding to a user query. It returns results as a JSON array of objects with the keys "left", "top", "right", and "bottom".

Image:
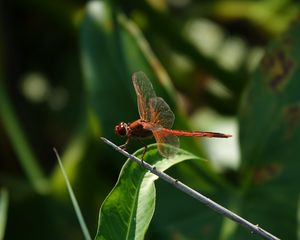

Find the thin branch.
[{"left": 101, "top": 137, "right": 280, "bottom": 240}]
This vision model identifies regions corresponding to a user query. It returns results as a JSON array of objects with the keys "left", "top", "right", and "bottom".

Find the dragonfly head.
[{"left": 115, "top": 122, "right": 129, "bottom": 137}]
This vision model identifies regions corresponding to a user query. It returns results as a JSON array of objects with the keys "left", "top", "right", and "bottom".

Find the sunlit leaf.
[{"left": 95, "top": 144, "right": 200, "bottom": 240}]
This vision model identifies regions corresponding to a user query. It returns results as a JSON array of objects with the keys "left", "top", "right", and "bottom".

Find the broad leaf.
[
  {"left": 238, "top": 18, "right": 300, "bottom": 239},
  {"left": 95, "top": 144, "right": 200, "bottom": 240}
]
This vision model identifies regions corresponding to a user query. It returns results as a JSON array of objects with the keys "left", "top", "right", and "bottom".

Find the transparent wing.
[
  {"left": 152, "top": 131, "right": 180, "bottom": 158},
  {"left": 149, "top": 97, "right": 175, "bottom": 129},
  {"left": 132, "top": 71, "right": 156, "bottom": 121}
]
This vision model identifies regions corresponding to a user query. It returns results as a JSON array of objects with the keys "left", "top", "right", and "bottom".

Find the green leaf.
[
  {"left": 0, "top": 188, "right": 9, "bottom": 240},
  {"left": 95, "top": 144, "right": 200, "bottom": 240},
  {"left": 238, "top": 17, "right": 300, "bottom": 239}
]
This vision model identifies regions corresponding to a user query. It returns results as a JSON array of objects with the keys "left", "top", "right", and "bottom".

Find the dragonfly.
[{"left": 115, "top": 71, "right": 232, "bottom": 158}]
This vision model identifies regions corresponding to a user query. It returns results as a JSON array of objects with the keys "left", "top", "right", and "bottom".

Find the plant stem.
[{"left": 101, "top": 137, "right": 280, "bottom": 240}]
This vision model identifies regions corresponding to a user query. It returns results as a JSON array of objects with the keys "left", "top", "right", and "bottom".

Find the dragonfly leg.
[
  {"left": 141, "top": 145, "right": 147, "bottom": 163},
  {"left": 137, "top": 139, "right": 148, "bottom": 163},
  {"left": 119, "top": 138, "right": 130, "bottom": 150}
]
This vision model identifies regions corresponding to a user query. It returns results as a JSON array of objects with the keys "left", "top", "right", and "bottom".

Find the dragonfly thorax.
[{"left": 115, "top": 122, "right": 130, "bottom": 137}]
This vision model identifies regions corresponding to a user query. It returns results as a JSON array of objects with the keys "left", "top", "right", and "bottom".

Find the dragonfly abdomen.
[{"left": 159, "top": 128, "right": 232, "bottom": 138}]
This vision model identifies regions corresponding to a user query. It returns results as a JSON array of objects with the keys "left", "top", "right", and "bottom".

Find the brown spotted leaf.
[{"left": 237, "top": 16, "right": 300, "bottom": 240}]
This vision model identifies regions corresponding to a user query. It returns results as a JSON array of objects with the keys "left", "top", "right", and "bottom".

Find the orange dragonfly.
[{"left": 115, "top": 71, "right": 232, "bottom": 158}]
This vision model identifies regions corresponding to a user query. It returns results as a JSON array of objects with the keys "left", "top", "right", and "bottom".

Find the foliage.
[{"left": 0, "top": 0, "right": 299, "bottom": 239}]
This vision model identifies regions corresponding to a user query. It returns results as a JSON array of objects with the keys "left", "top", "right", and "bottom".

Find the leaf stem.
[{"left": 101, "top": 137, "right": 280, "bottom": 240}]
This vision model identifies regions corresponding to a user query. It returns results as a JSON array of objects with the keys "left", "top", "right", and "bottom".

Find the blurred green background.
[{"left": 0, "top": 0, "right": 299, "bottom": 239}]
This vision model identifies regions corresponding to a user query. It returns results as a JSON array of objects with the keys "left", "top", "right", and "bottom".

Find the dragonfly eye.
[{"left": 115, "top": 122, "right": 128, "bottom": 136}]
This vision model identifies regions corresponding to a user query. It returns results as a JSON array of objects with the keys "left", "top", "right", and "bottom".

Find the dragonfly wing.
[
  {"left": 149, "top": 97, "right": 175, "bottom": 129},
  {"left": 140, "top": 121, "right": 162, "bottom": 131},
  {"left": 132, "top": 71, "right": 156, "bottom": 121},
  {"left": 152, "top": 131, "right": 180, "bottom": 158}
]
